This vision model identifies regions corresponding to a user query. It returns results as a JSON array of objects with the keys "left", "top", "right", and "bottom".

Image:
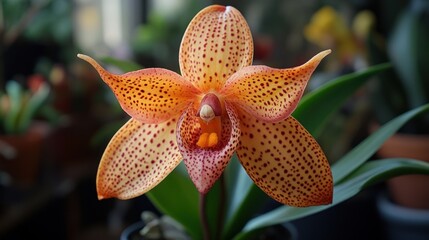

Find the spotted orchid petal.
[
  {"left": 179, "top": 5, "right": 253, "bottom": 92},
  {"left": 97, "top": 118, "right": 181, "bottom": 200},
  {"left": 77, "top": 54, "right": 200, "bottom": 124},
  {"left": 236, "top": 113, "right": 333, "bottom": 207},
  {"left": 221, "top": 50, "right": 331, "bottom": 122},
  {"left": 177, "top": 103, "right": 240, "bottom": 193}
]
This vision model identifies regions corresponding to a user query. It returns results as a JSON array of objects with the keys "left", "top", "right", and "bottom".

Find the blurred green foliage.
[
  {"left": 2, "top": 0, "right": 72, "bottom": 45},
  {"left": 368, "top": 0, "right": 429, "bottom": 133}
]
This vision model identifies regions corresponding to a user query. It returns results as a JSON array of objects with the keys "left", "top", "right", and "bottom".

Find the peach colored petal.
[
  {"left": 236, "top": 113, "right": 333, "bottom": 207},
  {"left": 221, "top": 50, "right": 330, "bottom": 122},
  {"left": 97, "top": 118, "right": 182, "bottom": 200},
  {"left": 176, "top": 103, "right": 240, "bottom": 193},
  {"left": 78, "top": 54, "right": 200, "bottom": 124},
  {"left": 179, "top": 5, "right": 253, "bottom": 92}
]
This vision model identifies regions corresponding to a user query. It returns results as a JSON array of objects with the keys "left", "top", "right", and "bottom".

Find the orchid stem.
[
  {"left": 216, "top": 174, "right": 226, "bottom": 240},
  {"left": 199, "top": 192, "right": 211, "bottom": 240}
]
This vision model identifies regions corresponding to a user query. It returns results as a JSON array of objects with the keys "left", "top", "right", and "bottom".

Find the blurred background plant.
[
  {"left": 0, "top": 79, "right": 50, "bottom": 134},
  {"left": 131, "top": 0, "right": 206, "bottom": 71},
  {"left": 366, "top": 0, "right": 429, "bottom": 134},
  {"left": 0, "top": 0, "right": 73, "bottom": 85}
]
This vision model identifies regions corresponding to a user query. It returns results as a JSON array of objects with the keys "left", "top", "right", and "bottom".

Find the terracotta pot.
[
  {"left": 0, "top": 122, "right": 49, "bottom": 187},
  {"left": 377, "top": 132, "right": 429, "bottom": 209}
]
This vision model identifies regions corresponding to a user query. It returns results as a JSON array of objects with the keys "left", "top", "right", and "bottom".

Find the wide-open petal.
[
  {"left": 236, "top": 113, "right": 333, "bottom": 207},
  {"left": 179, "top": 5, "right": 253, "bottom": 92},
  {"left": 221, "top": 50, "right": 330, "bottom": 123},
  {"left": 97, "top": 118, "right": 182, "bottom": 200},
  {"left": 177, "top": 103, "right": 240, "bottom": 193},
  {"left": 78, "top": 54, "right": 200, "bottom": 123}
]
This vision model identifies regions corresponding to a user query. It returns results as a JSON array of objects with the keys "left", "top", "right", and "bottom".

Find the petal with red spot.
[
  {"left": 97, "top": 118, "right": 182, "bottom": 200},
  {"left": 179, "top": 5, "right": 253, "bottom": 92},
  {"left": 236, "top": 113, "right": 333, "bottom": 207},
  {"left": 78, "top": 54, "right": 200, "bottom": 124},
  {"left": 222, "top": 50, "right": 330, "bottom": 122}
]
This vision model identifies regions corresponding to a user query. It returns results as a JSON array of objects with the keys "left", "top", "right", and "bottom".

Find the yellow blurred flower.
[{"left": 305, "top": 6, "right": 357, "bottom": 62}]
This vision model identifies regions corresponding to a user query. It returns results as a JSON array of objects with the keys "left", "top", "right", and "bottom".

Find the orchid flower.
[{"left": 78, "top": 5, "right": 333, "bottom": 207}]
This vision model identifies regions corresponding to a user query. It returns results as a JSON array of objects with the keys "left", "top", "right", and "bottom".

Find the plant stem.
[
  {"left": 200, "top": 174, "right": 227, "bottom": 240},
  {"left": 199, "top": 192, "right": 211, "bottom": 240},
  {"left": 216, "top": 174, "right": 226, "bottom": 240}
]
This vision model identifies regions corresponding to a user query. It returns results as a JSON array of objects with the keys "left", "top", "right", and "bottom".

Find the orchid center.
[{"left": 196, "top": 93, "right": 223, "bottom": 148}]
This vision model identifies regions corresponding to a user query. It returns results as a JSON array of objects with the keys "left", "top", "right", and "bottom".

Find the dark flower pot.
[
  {"left": 120, "top": 221, "right": 296, "bottom": 240},
  {"left": 120, "top": 221, "right": 146, "bottom": 240},
  {"left": 377, "top": 192, "right": 429, "bottom": 240}
]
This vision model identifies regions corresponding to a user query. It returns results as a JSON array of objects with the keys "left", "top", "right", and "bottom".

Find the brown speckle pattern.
[
  {"left": 78, "top": 5, "right": 333, "bottom": 205},
  {"left": 179, "top": 5, "right": 253, "bottom": 92},
  {"left": 77, "top": 54, "right": 199, "bottom": 124},
  {"left": 97, "top": 118, "right": 182, "bottom": 200},
  {"left": 236, "top": 113, "right": 333, "bottom": 206},
  {"left": 222, "top": 50, "right": 331, "bottom": 122}
]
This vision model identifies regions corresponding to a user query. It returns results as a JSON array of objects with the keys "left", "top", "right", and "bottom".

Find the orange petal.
[
  {"left": 176, "top": 103, "right": 240, "bottom": 193},
  {"left": 222, "top": 50, "right": 331, "bottom": 122},
  {"left": 236, "top": 113, "right": 333, "bottom": 207},
  {"left": 97, "top": 118, "right": 181, "bottom": 200},
  {"left": 179, "top": 5, "right": 253, "bottom": 92},
  {"left": 77, "top": 54, "right": 200, "bottom": 123}
]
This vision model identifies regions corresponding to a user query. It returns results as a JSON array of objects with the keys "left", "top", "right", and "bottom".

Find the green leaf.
[
  {"left": 235, "top": 158, "right": 429, "bottom": 240},
  {"left": 16, "top": 84, "right": 50, "bottom": 133},
  {"left": 388, "top": 10, "right": 427, "bottom": 108},
  {"left": 293, "top": 63, "right": 391, "bottom": 138},
  {"left": 222, "top": 63, "right": 392, "bottom": 238},
  {"left": 224, "top": 155, "right": 243, "bottom": 210},
  {"left": 147, "top": 162, "right": 224, "bottom": 240},
  {"left": 4, "top": 81, "right": 23, "bottom": 134},
  {"left": 145, "top": 163, "right": 201, "bottom": 239},
  {"left": 205, "top": 176, "right": 224, "bottom": 240},
  {"left": 222, "top": 161, "right": 267, "bottom": 240},
  {"left": 332, "top": 103, "right": 429, "bottom": 183},
  {"left": 100, "top": 57, "right": 143, "bottom": 73}
]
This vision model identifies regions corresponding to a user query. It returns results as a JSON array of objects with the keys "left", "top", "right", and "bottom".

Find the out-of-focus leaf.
[
  {"left": 100, "top": 57, "right": 143, "bottom": 73},
  {"left": 17, "top": 83, "right": 50, "bottom": 133},
  {"left": 332, "top": 103, "right": 429, "bottom": 183},
  {"left": 222, "top": 160, "right": 267, "bottom": 240},
  {"left": 4, "top": 81, "right": 23, "bottom": 133},
  {"left": 294, "top": 63, "right": 391, "bottom": 138},
  {"left": 388, "top": 10, "right": 427, "bottom": 108}
]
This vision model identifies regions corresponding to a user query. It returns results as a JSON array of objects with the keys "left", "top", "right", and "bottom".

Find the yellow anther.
[
  {"left": 207, "top": 133, "right": 219, "bottom": 147},
  {"left": 196, "top": 132, "right": 219, "bottom": 148},
  {"left": 197, "top": 133, "right": 210, "bottom": 148}
]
